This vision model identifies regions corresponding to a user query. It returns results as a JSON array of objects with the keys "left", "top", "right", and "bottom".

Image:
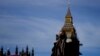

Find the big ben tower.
[{"left": 51, "top": 0, "right": 82, "bottom": 56}]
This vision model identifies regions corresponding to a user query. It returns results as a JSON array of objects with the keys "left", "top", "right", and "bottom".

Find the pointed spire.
[
  {"left": 64, "top": 6, "right": 73, "bottom": 26},
  {"left": 65, "top": 7, "right": 72, "bottom": 18},
  {"left": 15, "top": 45, "right": 18, "bottom": 55},
  {"left": 0, "top": 46, "right": 4, "bottom": 56},
  {"left": 65, "top": 0, "right": 72, "bottom": 18},
  {"left": 64, "top": 0, "right": 73, "bottom": 25},
  {"left": 32, "top": 48, "right": 34, "bottom": 56},
  {"left": 26, "top": 45, "right": 29, "bottom": 53},
  {"left": 26, "top": 45, "right": 29, "bottom": 56},
  {"left": 60, "top": 0, "right": 73, "bottom": 34}
]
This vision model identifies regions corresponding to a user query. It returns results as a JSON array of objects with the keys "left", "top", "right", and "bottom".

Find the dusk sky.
[{"left": 0, "top": 0, "right": 100, "bottom": 56}]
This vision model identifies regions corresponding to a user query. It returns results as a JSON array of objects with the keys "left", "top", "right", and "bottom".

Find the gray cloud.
[
  {"left": 0, "top": 15, "right": 100, "bottom": 50},
  {"left": 75, "top": 22, "right": 100, "bottom": 48},
  {"left": 0, "top": 15, "right": 62, "bottom": 52}
]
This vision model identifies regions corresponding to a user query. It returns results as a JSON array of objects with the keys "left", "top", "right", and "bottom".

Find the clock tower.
[{"left": 51, "top": 1, "right": 82, "bottom": 56}]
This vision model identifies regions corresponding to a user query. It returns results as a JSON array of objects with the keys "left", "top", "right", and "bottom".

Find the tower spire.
[
  {"left": 61, "top": 0, "right": 73, "bottom": 34},
  {"left": 65, "top": 0, "right": 72, "bottom": 23},
  {"left": 65, "top": 7, "right": 72, "bottom": 18},
  {"left": 51, "top": 0, "right": 81, "bottom": 56}
]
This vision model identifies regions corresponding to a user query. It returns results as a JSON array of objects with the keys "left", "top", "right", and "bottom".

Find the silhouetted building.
[
  {"left": 0, "top": 46, "right": 3, "bottom": 56},
  {"left": 26, "top": 46, "right": 30, "bottom": 56},
  {"left": 32, "top": 48, "right": 34, "bottom": 56},
  {"left": 0, "top": 46, "right": 34, "bottom": 56},
  {"left": 3, "top": 52, "right": 6, "bottom": 56},
  {"left": 21, "top": 48, "right": 24, "bottom": 56},
  {"left": 19, "top": 46, "right": 32, "bottom": 56},
  {"left": 15, "top": 46, "right": 18, "bottom": 55},
  {"left": 51, "top": 2, "right": 82, "bottom": 56},
  {"left": 7, "top": 48, "right": 11, "bottom": 56}
]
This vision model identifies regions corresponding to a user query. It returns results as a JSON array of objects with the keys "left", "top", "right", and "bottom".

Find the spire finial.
[{"left": 67, "top": 0, "right": 70, "bottom": 8}]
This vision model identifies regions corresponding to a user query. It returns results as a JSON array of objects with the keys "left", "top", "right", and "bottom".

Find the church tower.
[{"left": 51, "top": 1, "right": 81, "bottom": 56}]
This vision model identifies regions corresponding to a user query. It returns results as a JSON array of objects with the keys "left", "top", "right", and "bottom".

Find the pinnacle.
[{"left": 65, "top": 7, "right": 72, "bottom": 18}]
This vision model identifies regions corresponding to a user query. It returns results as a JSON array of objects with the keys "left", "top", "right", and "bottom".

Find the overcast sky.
[{"left": 0, "top": 0, "right": 100, "bottom": 56}]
